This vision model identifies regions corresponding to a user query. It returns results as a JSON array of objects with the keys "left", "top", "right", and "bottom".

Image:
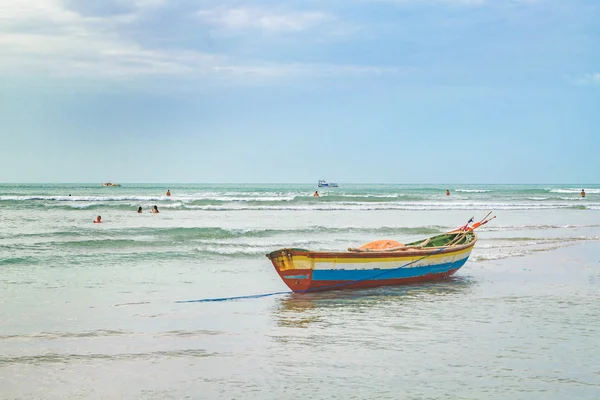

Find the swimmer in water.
[
  {"left": 446, "top": 189, "right": 450, "bottom": 196},
  {"left": 93, "top": 215, "right": 102, "bottom": 223},
  {"left": 151, "top": 205, "right": 159, "bottom": 213},
  {"left": 166, "top": 190, "right": 171, "bottom": 197},
  {"left": 313, "top": 191, "right": 319, "bottom": 197},
  {"left": 581, "top": 189, "right": 586, "bottom": 198},
  {"left": 137, "top": 206, "right": 143, "bottom": 213}
]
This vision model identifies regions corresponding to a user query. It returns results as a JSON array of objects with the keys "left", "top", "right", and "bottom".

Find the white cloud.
[
  {"left": 0, "top": 0, "right": 169, "bottom": 76},
  {"left": 0, "top": 32, "right": 203, "bottom": 77},
  {"left": 587, "top": 73, "right": 600, "bottom": 84},
  {"left": 132, "top": 0, "right": 165, "bottom": 8},
  {"left": 0, "top": 28, "right": 401, "bottom": 81},
  {"left": 213, "top": 62, "right": 401, "bottom": 78},
  {"left": 0, "top": 0, "right": 398, "bottom": 84},
  {"left": 0, "top": 0, "right": 79, "bottom": 25},
  {"left": 571, "top": 73, "right": 600, "bottom": 86},
  {"left": 197, "top": 6, "right": 329, "bottom": 33}
]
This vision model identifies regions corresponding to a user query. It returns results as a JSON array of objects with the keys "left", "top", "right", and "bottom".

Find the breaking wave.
[
  {"left": 549, "top": 188, "right": 600, "bottom": 194},
  {"left": 2, "top": 187, "right": 598, "bottom": 212}
]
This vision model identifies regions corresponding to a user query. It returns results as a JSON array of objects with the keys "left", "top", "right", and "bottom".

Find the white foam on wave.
[
  {"left": 180, "top": 201, "right": 600, "bottom": 212},
  {"left": 473, "top": 249, "right": 529, "bottom": 261},
  {"left": 550, "top": 188, "right": 600, "bottom": 194},
  {"left": 486, "top": 224, "right": 600, "bottom": 231},
  {"left": 195, "top": 245, "right": 275, "bottom": 255},
  {"left": 473, "top": 241, "right": 580, "bottom": 262},
  {"left": 156, "top": 202, "right": 184, "bottom": 209},
  {"left": 477, "top": 236, "right": 599, "bottom": 249},
  {"left": 193, "top": 195, "right": 295, "bottom": 202},
  {"left": 0, "top": 195, "right": 174, "bottom": 202},
  {"left": 454, "top": 189, "right": 492, "bottom": 193},
  {"left": 195, "top": 241, "right": 340, "bottom": 255},
  {"left": 527, "top": 196, "right": 588, "bottom": 201},
  {"left": 68, "top": 203, "right": 101, "bottom": 209},
  {"left": 195, "top": 237, "right": 339, "bottom": 248},
  {"left": 0, "top": 194, "right": 299, "bottom": 203},
  {"left": 333, "top": 194, "right": 400, "bottom": 198},
  {"left": 3, "top": 192, "right": 600, "bottom": 212}
]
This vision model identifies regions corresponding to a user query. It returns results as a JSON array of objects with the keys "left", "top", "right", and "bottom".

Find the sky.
[{"left": 0, "top": 0, "right": 598, "bottom": 184}]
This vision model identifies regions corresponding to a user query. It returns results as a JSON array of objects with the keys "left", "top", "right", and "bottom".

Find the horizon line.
[{"left": 0, "top": 182, "right": 598, "bottom": 186}]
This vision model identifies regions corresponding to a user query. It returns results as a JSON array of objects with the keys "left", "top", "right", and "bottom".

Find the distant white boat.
[
  {"left": 102, "top": 182, "right": 121, "bottom": 187},
  {"left": 318, "top": 179, "right": 338, "bottom": 188}
]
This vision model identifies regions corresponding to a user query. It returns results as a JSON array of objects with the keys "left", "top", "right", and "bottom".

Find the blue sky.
[{"left": 0, "top": 0, "right": 598, "bottom": 183}]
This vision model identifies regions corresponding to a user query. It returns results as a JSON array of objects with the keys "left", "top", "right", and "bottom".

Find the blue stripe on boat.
[{"left": 311, "top": 258, "right": 469, "bottom": 281}]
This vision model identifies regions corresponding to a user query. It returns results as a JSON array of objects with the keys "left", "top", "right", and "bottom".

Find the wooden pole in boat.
[{"left": 480, "top": 211, "right": 493, "bottom": 223}]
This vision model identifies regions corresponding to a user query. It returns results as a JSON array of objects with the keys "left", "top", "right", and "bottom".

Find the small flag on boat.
[{"left": 460, "top": 217, "right": 474, "bottom": 231}]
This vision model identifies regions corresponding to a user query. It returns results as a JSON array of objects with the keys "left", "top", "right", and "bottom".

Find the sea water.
[{"left": 1, "top": 183, "right": 599, "bottom": 399}]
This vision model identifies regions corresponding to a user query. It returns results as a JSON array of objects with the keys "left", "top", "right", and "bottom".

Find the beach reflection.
[{"left": 273, "top": 276, "right": 477, "bottom": 329}]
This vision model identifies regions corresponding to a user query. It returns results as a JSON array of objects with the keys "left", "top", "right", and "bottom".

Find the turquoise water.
[{"left": 1, "top": 183, "right": 600, "bottom": 398}]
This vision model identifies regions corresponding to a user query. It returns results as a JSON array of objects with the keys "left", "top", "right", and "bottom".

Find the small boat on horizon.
[
  {"left": 102, "top": 182, "right": 121, "bottom": 187},
  {"left": 318, "top": 179, "right": 338, "bottom": 188},
  {"left": 266, "top": 214, "right": 494, "bottom": 293}
]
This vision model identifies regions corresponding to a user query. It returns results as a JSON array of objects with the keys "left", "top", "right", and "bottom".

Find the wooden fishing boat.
[{"left": 267, "top": 216, "right": 493, "bottom": 293}]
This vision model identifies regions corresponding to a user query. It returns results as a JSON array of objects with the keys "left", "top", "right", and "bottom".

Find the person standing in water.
[
  {"left": 166, "top": 190, "right": 171, "bottom": 197},
  {"left": 137, "top": 207, "right": 143, "bottom": 213},
  {"left": 446, "top": 189, "right": 450, "bottom": 196},
  {"left": 93, "top": 216, "right": 102, "bottom": 223},
  {"left": 313, "top": 191, "right": 319, "bottom": 197},
  {"left": 151, "top": 205, "right": 160, "bottom": 213},
  {"left": 581, "top": 189, "right": 586, "bottom": 198}
]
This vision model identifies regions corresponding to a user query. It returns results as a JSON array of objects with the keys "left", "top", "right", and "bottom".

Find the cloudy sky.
[{"left": 0, "top": 0, "right": 598, "bottom": 183}]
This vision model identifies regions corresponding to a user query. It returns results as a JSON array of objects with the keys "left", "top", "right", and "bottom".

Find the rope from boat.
[{"left": 176, "top": 247, "right": 449, "bottom": 303}]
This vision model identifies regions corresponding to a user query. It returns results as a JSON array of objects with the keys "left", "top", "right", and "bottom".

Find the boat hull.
[{"left": 267, "top": 239, "right": 475, "bottom": 293}]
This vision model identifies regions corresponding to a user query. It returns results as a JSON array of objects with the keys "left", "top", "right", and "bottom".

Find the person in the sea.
[
  {"left": 581, "top": 189, "right": 586, "bottom": 198},
  {"left": 166, "top": 190, "right": 171, "bottom": 197},
  {"left": 151, "top": 205, "right": 159, "bottom": 213},
  {"left": 137, "top": 206, "right": 143, "bottom": 213},
  {"left": 446, "top": 189, "right": 450, "bottom": 196},
  {"left": 313, "top": 191, "right": 319, "bottom": 197},
  {"left": 93, "top": 215, "right": 102, "bottom": 223}
]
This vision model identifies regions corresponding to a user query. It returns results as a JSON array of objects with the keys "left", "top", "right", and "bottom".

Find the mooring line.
[{"left": 175, "top": 291, "right": 292, "bottom": 303}]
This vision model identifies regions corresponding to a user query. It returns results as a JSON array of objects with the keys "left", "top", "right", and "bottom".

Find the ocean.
[{"left": 1, "top": 183, "right": 600, "bottom": 399}]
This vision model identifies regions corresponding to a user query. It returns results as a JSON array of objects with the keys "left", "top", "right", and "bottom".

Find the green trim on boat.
[{"left": 404, "top": 231, "right": 475, "bottom": 248}]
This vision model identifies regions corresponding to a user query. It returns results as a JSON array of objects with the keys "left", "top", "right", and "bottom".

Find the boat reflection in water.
[{"left": 272, "top": 276, "right": 476, "bottom": 329}]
